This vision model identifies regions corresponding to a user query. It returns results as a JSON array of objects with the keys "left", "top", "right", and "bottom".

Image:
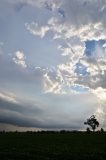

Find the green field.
[{"left": 0, "top": 132, "right": 106, "bottom": 160}]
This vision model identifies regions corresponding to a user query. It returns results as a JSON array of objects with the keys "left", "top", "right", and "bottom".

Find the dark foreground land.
[{"left": 0, "top": 131, "right": 106, "bottom": 160}]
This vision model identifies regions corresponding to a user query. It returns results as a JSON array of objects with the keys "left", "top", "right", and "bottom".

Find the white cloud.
[
  {"left": 26, "top": 14, "right": 106, "bottom": 96},
  {"left": 25, "top": 22, "right": 50, "bottom": 38},
  {"left": 43, "top": 73, "right": 63, "bottom": 94},
  {"left": 31, "top": 0, "right": 106, "bottom": 101},
  {"left": 15, "top": 51, "right": 25, "bottom": 60},
  {"left": 58, "top": 45, "right": 72, "bottom": 56},
  {"left": 103, "top": 43, "right": 106, "bottom": 48},
  {"left": 13, "top": 51, "right": 27, "bottom": 68},
  {"left": 91, "top": 87, "right": 106, "bottom": 101},
  {"left": 91, "top": 87, "right": 106, "bottom": 125},
  {"left": 47, "top": 17, "right": 106, "bottom": 42},
  {"left": 95, "top": 106, "right": 106, "bottom": 126}
]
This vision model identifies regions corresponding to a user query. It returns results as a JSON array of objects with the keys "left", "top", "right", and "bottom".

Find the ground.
[{"left": 0, "top": 132, "right": 106, "bottom": 160}]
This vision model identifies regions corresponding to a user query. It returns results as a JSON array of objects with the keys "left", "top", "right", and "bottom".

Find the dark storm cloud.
[
  {"left": 0, "top": 92, "right": 98, "bottom": 130},
  {"left": 0, "top": 98, "right": 42, "bottom": 115},
  {"left": 0, "top": 94, "right": 44, "bottom": 127}
]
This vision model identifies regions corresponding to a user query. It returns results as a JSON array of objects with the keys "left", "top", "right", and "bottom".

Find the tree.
[
  {"left": 100, "top": 128, "right": 104, "bottom": 133},
  {"left": 84, "top": 115, "right": 99, "bottom": 132},
  {"left": 86, "top": 127, "right": 91, "bottom": 133}
]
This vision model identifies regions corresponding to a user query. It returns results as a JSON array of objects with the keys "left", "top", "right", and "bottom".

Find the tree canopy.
[{"left": 84, "top": 115, "right": 99, "bottom": 132}]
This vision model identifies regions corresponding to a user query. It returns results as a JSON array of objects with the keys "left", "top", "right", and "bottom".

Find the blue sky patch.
[
  {"left": 58, "top": 8, "right": 65, "bottom": 17},
  {"left": 75, "top": 62, "right": 88, "bottom": 76},
  {"left": 71, "top": 85, "right": 89, "bottom": 93},
  {"left": 85, "top": 40, "right": 106, "bottom": 57}
]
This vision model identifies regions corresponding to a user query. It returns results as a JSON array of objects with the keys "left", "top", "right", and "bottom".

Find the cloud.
[
  {"left": 91, "top": 87, "right": 106, "bottom": 101},
  {"left": 78, "top": 43, "right": 106, "bottom": 89},
  {"left": 1, "top": 0, "right": 106, "bottom": 129},
  {"left": 13, "top": 51, "right": 27, "bottom": 68},
  {"left": 61, "top": 0, "right": 106, "bottom": 27},
  {"left": 24, "top": 0, "right": 106, "bottom": 95},
  {"left": 24, "top": 1, "right": 106, "bottom": 99},
  {"left": 5, "top": 0, "right": 61, "bottom": 10},
  {"left": 0, "top": 51, "right": 45, "bottom": 96},
  {"left": 0, "top": 91, "right": 99, "bottom": 129},
  {"left": 0, "top": 92, "right": 18, "bottom": 104},
  {"left": 0, "top": 91, "right": 44, "bottom": 127},
  {"left": 27, "top": 0, "right": 106, "bottom": 127},
  {"left": 0, "top": 42, "right": 4, "bottom": 55},
  {"left": 92, "top": 87, "right": 106, "bottom": 125},
  {"left": 25, "top": 22, "right": 49, "bottom": 38},
  {"left": 43, "top": 72, "right": 63, "bottom": 94},
  {"left": 48, "top": 18, "right": 106, "bottom": 41}
]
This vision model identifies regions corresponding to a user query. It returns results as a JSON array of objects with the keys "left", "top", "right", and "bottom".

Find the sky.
[{"left": 0, "top": 0, "right": 106, "bottom": 131}]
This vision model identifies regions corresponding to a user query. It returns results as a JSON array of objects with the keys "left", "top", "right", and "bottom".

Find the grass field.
[{"left": 0, "top": 132, "right": 106, "bottom": 160}]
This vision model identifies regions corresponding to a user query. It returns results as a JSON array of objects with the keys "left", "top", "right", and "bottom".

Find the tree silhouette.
[
  {"left": 86, "top": 127, "right": 91, "bottom": 133},
  {"left": 100, "top": 128, "right": 104, "bottom": 133},
  {"left": 84, "top": 115, "right": 99, "bottom": 132}
]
